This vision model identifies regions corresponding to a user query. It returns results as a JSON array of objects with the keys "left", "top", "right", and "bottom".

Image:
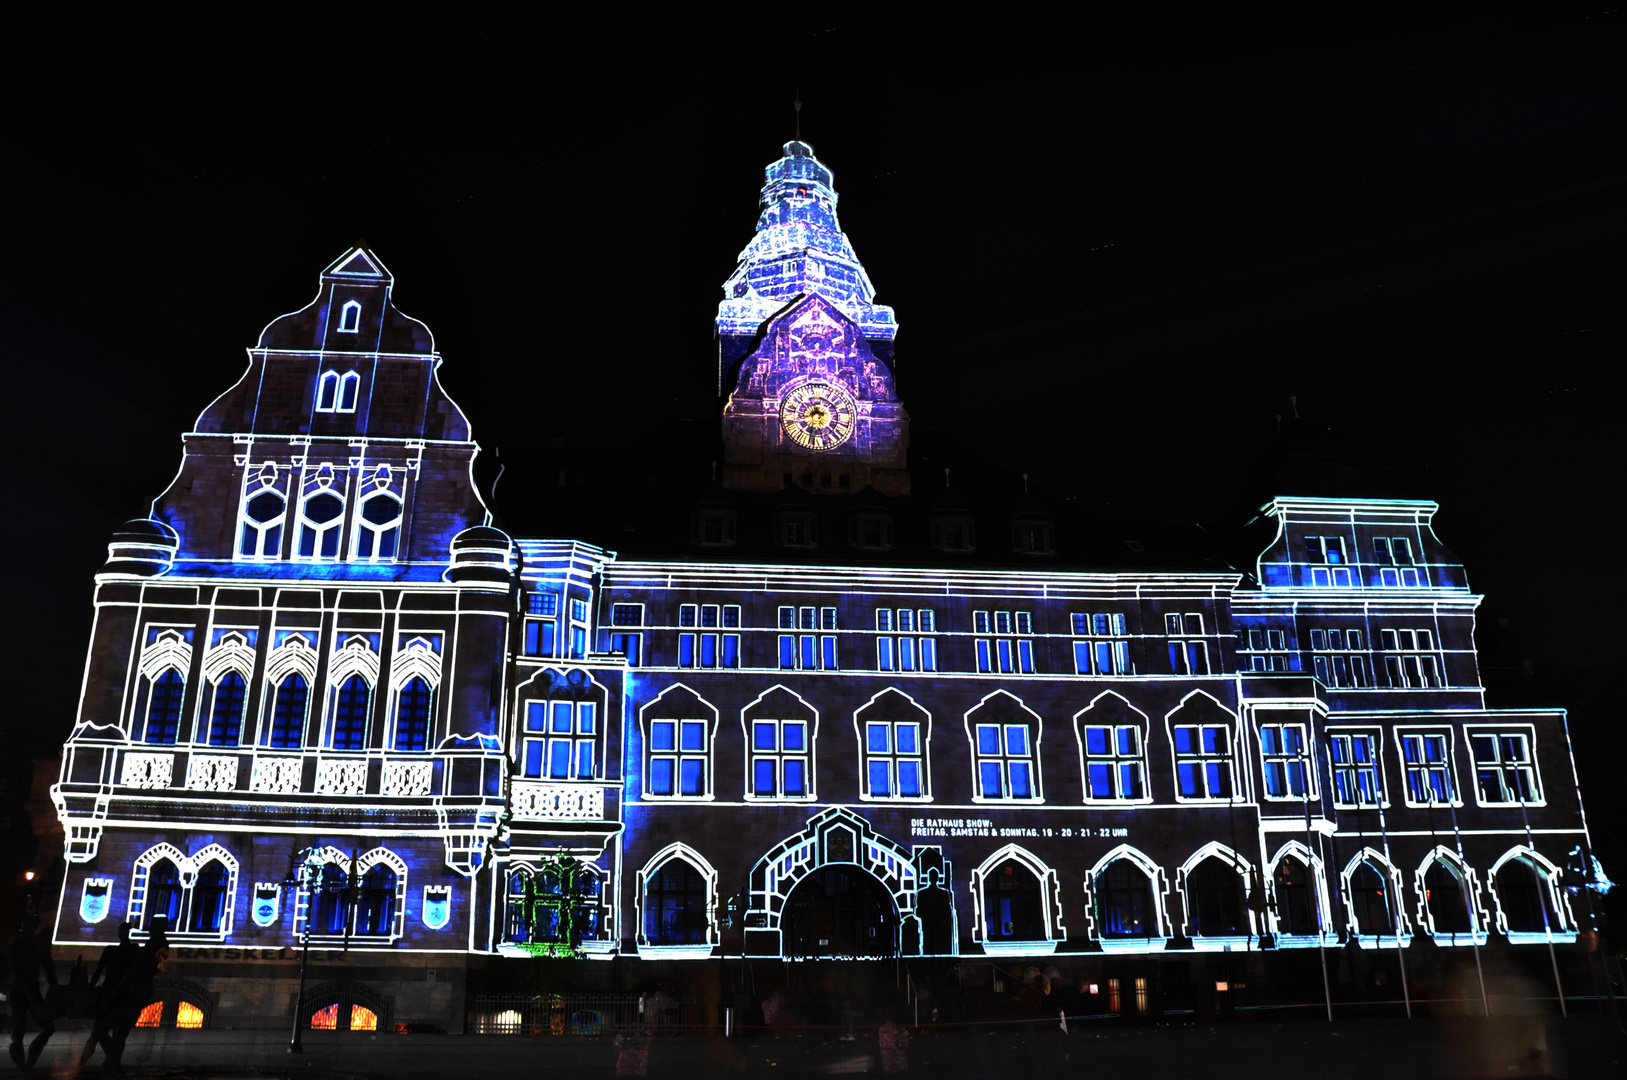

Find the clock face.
[{"left": 779, "top": 381, "right": 857, "bottom": 451}]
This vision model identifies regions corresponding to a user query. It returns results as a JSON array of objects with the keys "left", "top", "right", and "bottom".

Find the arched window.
[
  {"left": 314, "top": 862, "right": 349, "bottom": 935},
  {"left": 317, "top": 370, "right": 340, "bottom": 411},
  {"left": 506, "top": 870, "right": 535, "bottom": 942},
  {"left": 338, "top": 371, "right": 360, "bottom": 412},
  {"left": 1348, "top": 860, "right": 1395, "bottom": 935},
  {"left": 205, "top": 672, "right": 246, "bottom": 747},
  {"left": 1423, "top": 859, "right": 1473, "bottom": 935},
  {"left": 329, "top": 675, "right": 371, "bottom": 751},
  {"left": 266, "top": 673, "right": 309, "bottom": 749},
  {"left": 354, "top": 492, "right": 402, "bottom": 560},
  {"left": 1274, "top": 857, "right": 1320, "bottom": 935},
  {"left": 983, "top": 858, "right": 1045, "bottom": 942},
  {"left": 393, "top": 677, "right": 433, "bottom": 751},
  {"left": 1185, "top": 857, "right": 1247, "bottom": 938},
  {"left": 239, "top": 486, "right": 286, "bottom": 558},
  {"left": 144, "top": 669, "right": 185, "bottom": 745},
  {"left": 645, "top": 859, "right": 707, "bottom": 945},
  {"left": 1494, "top": 856, "right": 1566, "bottom": 935},
  {"left": 508, "top": 864, "right": 602, "bottom": 946},
  {"left": 338, "top": 299, "right": 362, "bottom": 333},
  {"left": 189, "top": 861, "right": 231, "bottom": 933},
  {"left": 298, "top": 491, "right": 345, "bottom": 559},
  {"left": 355, "top": 864, "right": 396, "bottom": 935},
  {"left": 1096, "top": 859, "right": 1154, "bottom": 938},
  {"left": 145, "top": 859, "right": 184, "bottom": 931}
]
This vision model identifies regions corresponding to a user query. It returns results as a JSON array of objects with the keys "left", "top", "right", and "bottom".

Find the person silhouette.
[{"left": 7, "top": 912, "right": 59, "bottom": 1073}]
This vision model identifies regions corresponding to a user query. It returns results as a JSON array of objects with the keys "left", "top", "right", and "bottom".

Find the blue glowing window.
[
  {"left": 298, "top": 491, "right": 345, "bottom": 559},
  {"left": 800, "top": 635, "right": 816, "bottom": 669},
  {"left": 779, "top": 635, "right": 795, "bottom": 669},
  {"left": 355, "top": 864, "right": 397, "bottom": 936},
  {"left": 266, "top": 674, "right": 309, "bottom": 749},
  {"left": 678, "top": 634, "right": 695, "bottom": 667},
  {"left": 779, "top": 606, "right": 795, "bottom": 630},
  {"left": 528, "top": 594, "right": 558, "bottom": 617},
  {"left": 330, "top": 675, "right": 371, "bottom": 751},
  {"left": 393, "top": 677, "right": 432, "bottom": 752},
  {"left": 876, "top": 609, "right": 894, "bottom": 632},
  {"left": 611, "top": 604, "right": 642, "bottom": 627},
  {"left": 240, "top": 486, "right": 286, "bottom": 559},
  {"left": 1173, "top": 724, "right": 1232, "bottom": 799},
  {"left": 356, "top": 493, "right": 401, "bottom": 560},
  {"left": 976, "top": 640, "right": 992, "bottom": 673},
  {"left": 651, "top": 721, "right": 675, "bottom": 752},
  {"left": 679, "top": 759, "right": 705, "bottom": 795},
  {"left": 878, "top": 638, "right": 895, "bottom": 671},
  {"left": 680, "top": 721, "right": 705, "bottom": 752},
  {"left": 143, "top": 669, "right": 185, "bottom": 745},
  {"left": 525, "top": 619, "right": 556, "bottom": 657},
  {"left": 338, "top": 299, "right": 362, "bottom": 333},
  {"left": 650, "top": 760, "right": 674, "bottom": 795},
  {"left": 190, "top": 861, "right": 230, "bottom": 934},
  {"left": 749, "top": 718, "right": 810, "bottom": 799},
  {"left": 206, "top": 672, "right": 246, "bottom": 747}
]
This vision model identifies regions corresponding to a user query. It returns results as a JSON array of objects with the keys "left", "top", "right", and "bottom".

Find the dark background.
[{"left": 2, "top": 12, "right": 1623, "bottom": 914}]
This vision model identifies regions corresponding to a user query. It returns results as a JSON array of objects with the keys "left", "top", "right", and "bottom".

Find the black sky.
[{"left": 3, "top": 13, "right": 1624, "bottom": 872}]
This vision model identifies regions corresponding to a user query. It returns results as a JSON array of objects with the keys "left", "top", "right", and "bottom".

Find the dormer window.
[
  {"left": 316, "top": 371, "right": 360, "bottom": 413},
  {"left": 930, "top": 512, "right": 976, "bottom": 553},
  {"left": 774, "top": 509, "right": 818, "bottom": 549},
  {"left": 1010, "top": 517, "right": 1055, "bottom": 556},
  {"left": 338, "top": 299, "right": 362, "bottom": 333},
  {"left": 689, "top": 508, "right": 737, "bottom": 548},
  {"left": 848, "top": 512, "right": 894, "bottom": 551}
]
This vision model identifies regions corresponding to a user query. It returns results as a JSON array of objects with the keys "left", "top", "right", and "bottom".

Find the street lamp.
[{"left": 283, "top": 846, "right": 358, "bottom": 1054}]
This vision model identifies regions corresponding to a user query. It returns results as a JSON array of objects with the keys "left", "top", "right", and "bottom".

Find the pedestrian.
[
  {"left": 84, "top": 922, "right": 167, "bottom": 1077},
  {"left": 7, "top": 913, "right": 59, "bottom": 1073},
  {"left": 90, "top": 923, "right": 135, "bottom": 1005}
]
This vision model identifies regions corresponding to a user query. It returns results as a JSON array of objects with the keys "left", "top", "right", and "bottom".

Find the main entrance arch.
[
  {"left": 783, "top": 865, "right": 899, "bottom": 958},
  {"left": 744, "top": 807, "right": 921, "bottom": 959}
]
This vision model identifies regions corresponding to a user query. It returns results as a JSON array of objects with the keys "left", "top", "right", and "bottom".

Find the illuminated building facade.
[{"left": 49, "top": 141, "right": 1592, "bottom": 1031}]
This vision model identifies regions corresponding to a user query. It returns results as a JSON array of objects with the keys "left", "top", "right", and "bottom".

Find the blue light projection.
[{"left": 716, "top": 141, "right": 897, "bottom": 343}]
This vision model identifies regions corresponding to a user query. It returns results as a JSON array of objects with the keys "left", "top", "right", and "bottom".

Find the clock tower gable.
[{"left": 721, "top": 293, "right": 909, "bottom": 494}]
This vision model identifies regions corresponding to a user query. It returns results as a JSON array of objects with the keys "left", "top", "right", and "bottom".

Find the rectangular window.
[
  {"left": 1379, "top": 628, "right": 1444, "bottom": 687},
  {"left": 974, "top": 611, "right": 991, "bottom": 634},
  {"left": 523, "top": 700, "right": 596, "bottom": 781},
  {"left": 778, "top": 606, "right": 795, "bottom": 630},
  {"left": 681, "top": 630, "right": 738, "bottom": 669},
  {"left": 610, "top": 603, "right": 642, "bottom": 627},
  {"left": 1166, "top": 613, "right": 1209, "bottom": 675},
  {"left": 1400, "top": 732, "right": 1455, "bottom": 804},
  {"left": 878, "top": 637, "right": 895, "bottom": 671},
  {"left": 864, "top": 720, "right": 925, "bottom": 799},
  {"left": 750, "top": 718, "right": 810, "bottom": 799},
  {"left": 571, "top": 598, "right": 589, "bottom": 623},
  {"left": 1082, "top": 725, "right": 1144, "bottom": 801},
  {"left": 722, "top": 605, "right": 741, "bottom": 628},
  {"left": 973, "top": 722, "right": 1037, "bottom": 801},
  {"left": 877, "top": 608, "right": 937, "bottom": 674},
  {"left": 821, "top": 607, "right": 838, "bottom": 630},
  {"left": 609, "top": 632, "right": 642, "bottom": 666},
  {"left": 647, "top": 717, "right": 709, "bottom": 798},
  {"left": 876, "top": 609, "right": 894, "bottom": 632},
  {"left": 1173, "top": 724, "right": 1233, "bottom": 799},
  {"left": 1330, "top": 731, "right": 1383, "bottom": 807},
  {"left": 1260, "top": 722, "right": 1312, "bottom": 798},
  {"left": 679, "top": 604, "right": 698, "bottom": 628},
  {"left": 527, "top": 593, "right": 558, "bottom": 617},
  {"left": 524, "top": 618, "right": 557, "bottom": 657},
  {"left": 701, "top": 604, "right": 719, "bottom": 628},
  {"left": 920, "top": 638, "right": 937, "bottom": 671},
  {"left": 1469, "top": 730, "right": 1539, "bottom": 804},
  {"left": 1308, "top": 626, "right": 1370, "bottom": 688},
  {"left": 799, "top": 607, "right": 816, "bottom": 630},
  {"left": 779, "top": 635, "right": 795, "bottom": 669},
  {"left": 822, "top": 636, "right": 838, "bottom": 671},
  {"left": 976, "top": 639, "right": 992, "bottom": 673}
]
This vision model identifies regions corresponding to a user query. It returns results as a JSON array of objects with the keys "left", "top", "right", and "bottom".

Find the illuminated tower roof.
[{"left": 716, "top": 141, "right": 898, "bottom": 344}]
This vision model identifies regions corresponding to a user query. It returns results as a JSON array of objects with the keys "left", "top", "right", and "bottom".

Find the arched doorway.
[
  {"left": 1185, "top": 857, "right": 1247, "bottom": 938},
  {"left": 1423, "top": 859, "right": 1472, "bottom": 935},
  {"left": 983, "top": 858, "right": 1045, "bottom": 943},
  {"left": 1494, "top": 857, "right": 1563, "bottom": 935},
  {"left": 1096, "top": 858, "right": 1155, "bottom": 939},
  {"left": 783, "top": 866, "right": 898, "bottom": 958},
  {"left": 1273, "top": 858, "right": 1320, "bottom": 936},
  {"left": 1348, "top": 860, "right": 1395, "bottom": 936}
]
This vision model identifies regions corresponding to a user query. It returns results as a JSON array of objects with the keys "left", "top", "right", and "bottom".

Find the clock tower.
[{"left": 718, "top": 141, "right": 909, "bottom": 495}]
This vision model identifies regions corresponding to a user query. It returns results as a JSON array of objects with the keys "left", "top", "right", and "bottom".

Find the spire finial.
[{"left": 793, "top": 92, "right": 802, "bottom": 140}]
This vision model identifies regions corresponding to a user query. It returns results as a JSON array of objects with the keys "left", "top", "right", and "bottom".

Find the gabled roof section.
[
  {"left": 726, "top": 292, "right": 897, "bottom": 402},
  {"left": 323, "top": 244, "right": 391, "bottom": 282}
]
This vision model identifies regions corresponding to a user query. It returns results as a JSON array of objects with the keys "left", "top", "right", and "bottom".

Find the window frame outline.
[
  {"left": 322, "top": 635, "right": 380, "bottom": 752},
  {"left": 1264, "top": 840, "right": 1334, "bottom": 943},
  {"left": 195, "top": 631, "right": 256, "bottom": 748},
  {"left": 260, "top": 634, "right": 318, "bottom": 750},
  {"left": 741, "top": 685, "right": 818, "bottom": 803},
  {"left": 337, "top": 298, "right": 363, "bottom": 334},
  {"left": 1254, "top": 717, "right": 1320, "bottom": 802},
  {"left": 1412, "top": 845, "right": 1488, "bottom": 945},
  {"left": 386, "top": 636, "right": 442, "bottom": 752},
  {"left": 1485, "top": 846, "right": 1576, "bottom": 944},
  {"left": 854, "top": 687, "right": 933, "bottom": 803},
  {"left": 1164, "top": 691, "right": 1244, "bottom": 806},
  {"left": 1339, "top": 848, "right": 1414, "bottom": 946},
  {"left": 963, "top": 690, "right": 1045, "bottom": 805},
  {"left": 1392, "top": 726, "right": 1463, "bottom": 809},
  {"left": 968, "top": 844, "right": 1064, "bottom": 955},
  {"left": 634, "top": 842, "right": 719, "bottom": 959},
  {"left": 639, "top": 684, "right": 718, "bottom": 802},
  {"left": 1072, "top": 691, "right": 1152, "bottom": 806},
  {"left": 1325, "top": 725, "right": 1390, "bottom": 810},
  {"left": 132, "top": 628, "right": 194, "bottom": 745},
  {"left": 1463, "top": 723, "right": 1545, "bottom": 808},
  {"left": 236, "top": 464, "right": 288, "bottom": 560},
  {"left": 1173, "top": 842, "right": 1260, "bottom": 949},
  {"left": 1082, "top": 843, "right": 1172, "bottom": 951}
]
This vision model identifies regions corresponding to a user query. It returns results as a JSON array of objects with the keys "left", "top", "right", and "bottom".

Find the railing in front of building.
[
  {"left": 509, "top": 780, "right": 605, "bottom": 821},
  {"left": 469, "top": 993, "right": 720, "bottom": 1035},
  {"left": 98, "top": 746, "right": 494, "bottom": 800}
]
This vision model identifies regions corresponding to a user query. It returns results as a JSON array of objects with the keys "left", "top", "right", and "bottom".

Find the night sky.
[{"left": 3, "top": 14, "right": 1624, "bottom": 886}]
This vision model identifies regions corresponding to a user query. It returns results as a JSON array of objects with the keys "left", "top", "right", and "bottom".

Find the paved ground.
[{"left": 8, "top": 1015, "right": 1625, "bottom": 1079}]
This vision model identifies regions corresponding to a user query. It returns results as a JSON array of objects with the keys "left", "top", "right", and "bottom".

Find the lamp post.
[{"left": 283, "top": 846, "right": 357, "bottom": 1054}]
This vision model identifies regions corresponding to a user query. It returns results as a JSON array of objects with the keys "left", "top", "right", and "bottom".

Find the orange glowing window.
[
  {"left": 176, "top": 1002, "right": 204, "bottom": 1029},
  {"left": 350, "top": 1005, "right": 378, "bottom": 1032},
  {"left": 310, "top": 1004, "right": 339, "bottom": 1030},
  {"left": 135, "top": 1002, "right": 163, "bottom": 1028}
]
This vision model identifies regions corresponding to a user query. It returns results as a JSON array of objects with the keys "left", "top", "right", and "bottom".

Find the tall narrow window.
[
  {"left": 298, "top": 491, "right": 345, "bottom": 559},
  {"left": 190, "top": 861, "right": 231, "bottom": 934},
  {"left": 143, "top": 669, "right": 185, "bottom": 745},
  {"left": 1330, "top": 732, "right": 1383, "bottom": 806},
  {"left": 354, "top": 492, "right": 402, "bottom": 560},
  {"left": 338, "top": 371, "right": 360, "bottom": 411},
  {"left": 205, "top": 672, "right": 247, "bottom": 747},
  {"left": 393, "top": 677, "right": 433, "bottom": 752},
  {"left": 1348, "top": 861, "right": 1394, "bottom": 935},
  {"left": 1274, "top": 858, "right": 1320, "bottom": 936},
  {"left": 338, "top": 299, "right": 362, "bottom": 333},
  {"left": 864, "top": 720, "right": 926, "bottom": 799},
  {"left": 317, "top": 370, "right": 340, "bottom": 411},
  {"left": 1173, "top": 724, "right": 1232, "bottom": 799},
  {"left": 750, "top": 719, "right": 810, "bottom": 798},
  {"left": 1096, "top": 859, "right": 1154, "bottom": 938},
  {"left": 239, "top": 486, "right": 286, "bottom": 558},
  {"left": 1401, "top": 732, "right": 1454, "bottom": 804},
  {"left": 266, "top": 674, "right": 309, "bottom": 749},
  {"left": 329, "top": 675, "right": 371, "bottom": 751},
  {"left": 1259, "top": 723, "right": 1312, "bottom": 798},
  {"left": 1166, "top": 613, "right": 1210, "bottom": 676},
  {"left": 645, "top": 860, "right": 708, "bottom": 944},
  {"left": 355, "top": 864, "right": 397, "bottom": 935},
  {"left": 144, "top": 859, "right": 184, "bottom": 931}
]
